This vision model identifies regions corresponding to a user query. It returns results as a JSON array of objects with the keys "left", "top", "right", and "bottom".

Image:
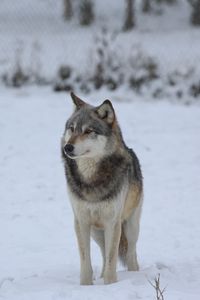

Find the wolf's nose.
[{"left": 64, "top": 144, "right": 74, "bottom": 154}]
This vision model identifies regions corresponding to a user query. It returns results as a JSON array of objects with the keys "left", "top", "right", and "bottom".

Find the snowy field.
[
  {"left": 0, "top": 87, "right": 200, "bottom": 299},
  {"left": 1, "top": 1, "right": 200, "bottom": 299}
]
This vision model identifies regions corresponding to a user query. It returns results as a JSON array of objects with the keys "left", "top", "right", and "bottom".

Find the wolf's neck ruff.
[{"left": 63, "top": 151, "right": 129, "bottom": 202}]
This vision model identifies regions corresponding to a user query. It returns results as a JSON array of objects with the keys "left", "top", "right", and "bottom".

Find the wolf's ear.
[
  {"left": 70, "top": 92, "right": 86, "bottom": 109},
  {"left": 96, "top": 100, "right": 115, "bottom": 125}
]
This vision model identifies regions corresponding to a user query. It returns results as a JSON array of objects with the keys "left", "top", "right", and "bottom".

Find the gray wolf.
[{"left": 61, "top": 92, "right": 143, "bottom": 285}]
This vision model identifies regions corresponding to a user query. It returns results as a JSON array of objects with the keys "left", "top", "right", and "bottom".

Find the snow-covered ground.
[
  {"left": 1, "top": 1, "right": 200, "bottom": 299},
  {"left": 0, "top": 87, "right": 200, "bottom": 299}
]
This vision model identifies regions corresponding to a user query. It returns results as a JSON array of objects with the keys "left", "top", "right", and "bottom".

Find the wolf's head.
[{"left": 62, "top": 92, "right": 122, "bottom": 159}]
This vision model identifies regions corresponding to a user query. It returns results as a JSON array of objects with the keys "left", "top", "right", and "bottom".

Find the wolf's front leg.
[
  {"left": 74, "top": 219, "right": 93, "bottom": 285},
  {"left": 104, "top": 219, "right": 121, "bottom": 284}
]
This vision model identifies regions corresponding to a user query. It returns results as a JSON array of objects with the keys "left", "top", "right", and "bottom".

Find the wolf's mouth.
[
  {"left": 65, "top": 150, "right": 90, "bottom": 159},
  {"left": 66, "top": 153, "right": 76, "bottom": 159}
]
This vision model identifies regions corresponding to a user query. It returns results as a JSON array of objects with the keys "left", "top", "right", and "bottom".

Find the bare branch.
[{"left": 148, "top": 274, "right": 166, "bottom": 300}]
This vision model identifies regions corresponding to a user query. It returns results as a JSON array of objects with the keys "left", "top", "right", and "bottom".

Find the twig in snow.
[{"left": 148, "top": 273, "right": 166, "bottom": 300}]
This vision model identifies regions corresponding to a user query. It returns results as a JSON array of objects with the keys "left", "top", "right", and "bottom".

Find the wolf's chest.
[{"left": 69, "top": 184, "right": 128, "bottom": 226}]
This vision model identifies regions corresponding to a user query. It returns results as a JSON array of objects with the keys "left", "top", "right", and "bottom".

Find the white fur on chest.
[
  {"left": 68, "top": 184, "right": 128, "bottom": 227},
  {"left": 76, "top": 157, "right": 99, "bottom": 180}
]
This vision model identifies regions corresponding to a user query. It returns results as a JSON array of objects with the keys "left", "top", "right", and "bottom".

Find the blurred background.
[{"left": 1, "top": 0, "right": 200, "bottom": 103}]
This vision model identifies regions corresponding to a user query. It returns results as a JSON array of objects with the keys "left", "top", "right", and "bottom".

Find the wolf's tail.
[{"left": 118, "top": 223, "right": 128, "bottom": 266}]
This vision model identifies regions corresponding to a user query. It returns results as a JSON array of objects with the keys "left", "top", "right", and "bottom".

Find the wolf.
[{"left": 61, "top": 92, "right": 143, "bottom": 285}]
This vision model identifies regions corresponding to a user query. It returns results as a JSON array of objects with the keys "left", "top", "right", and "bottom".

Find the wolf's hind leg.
[
  {"left": 123, "top": 203, "right": 142, "bottom": 271},
  {"left": 104, "top": 219, "right": 121, "bottom": 284}
]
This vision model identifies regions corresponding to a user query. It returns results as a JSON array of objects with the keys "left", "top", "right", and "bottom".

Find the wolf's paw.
[
  {"left": 127, "top": 257, "right": 139, "bottom": 271},
  {"left": 127, "top": 261, "right": 139, "bottom": 272},
  {"left": 80, "top": 279, "right": 93, "bottom": 285},
  {"left": 104, "top": 272, "right": 117, "bottom": 285},
  {"left": 80, "top": 269, "right": 93, "bottom": 285}
]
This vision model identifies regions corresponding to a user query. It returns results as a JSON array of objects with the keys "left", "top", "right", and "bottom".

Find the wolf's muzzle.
[{"left": 63, "top": 144, "right": 74, "bottom": 157}]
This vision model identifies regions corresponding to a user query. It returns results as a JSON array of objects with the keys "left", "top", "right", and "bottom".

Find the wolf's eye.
[
  {"left": 85, "top": 128, "right": 93, "bottom": 134},
  {"left": 69, "top": 125, "right": 74, "bottom": 132}
]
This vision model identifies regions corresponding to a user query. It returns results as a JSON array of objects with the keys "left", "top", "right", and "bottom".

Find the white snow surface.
[{"left": 0, "top": 87, "right": 200, "bottom": 299}]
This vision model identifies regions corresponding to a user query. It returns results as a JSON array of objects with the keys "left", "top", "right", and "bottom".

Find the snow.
[
  {"left": 1, "top": 1, "right": 200, "bottom": 299},
  {"left": 0, "top": 87, "right": 200, "bottom": 299}
]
